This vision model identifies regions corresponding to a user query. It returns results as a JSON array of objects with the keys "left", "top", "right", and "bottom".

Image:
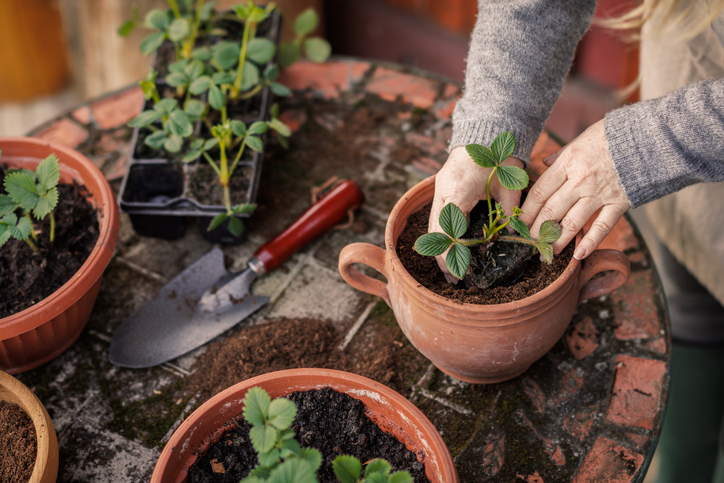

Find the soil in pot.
[
  {"left": 0, "top": 169, "right": 100, "bottom": 318},
  {"left": 188, "top": 162, "right": 253, "bottom": 206},
  {"left": 187, "top": 387, "right": 429, "bottom": 483},
  {"left": 0, "top": 400, "right": 37, "bottom": 483},
  {"left": 396, "top": 203, "right": 574, "bottom": 305}
]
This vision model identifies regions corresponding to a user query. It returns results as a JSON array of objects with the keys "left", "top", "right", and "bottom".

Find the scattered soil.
[
  {"left": 188, "top": 162, "right": 253, "bottom": 206},
  {"left": 187, "top": 388, "right": 428, "bottom": 483},
  {"left": 0, "top": 171, "right": 100, "bottom": 318},
  {"left": 396, "top": 203, "right": 574, "bottom": 305},
  {"left": 0, "top": 400, "right": 37, "bottom": 483}
]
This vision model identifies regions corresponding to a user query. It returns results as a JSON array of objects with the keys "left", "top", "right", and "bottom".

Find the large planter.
[
  {"left": 0, "top": 369, "right": 58, "bottom": 483},
  {"left": 152, "top": 368, "right": 458, "bottom": 483},
  {"left": 338, "top": 176, "right": 630, "bottom": 384},
  {"left": 0, "top": 137, "right": 120, "bottom": 374}
]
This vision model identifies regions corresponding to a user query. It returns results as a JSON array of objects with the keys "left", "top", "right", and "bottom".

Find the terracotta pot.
[
  {"left": 339, "top": 176, "right": 630, "bottom": 384},
  {"left": 152, "top": 368, "right": 459, "bottom": 483},
  {"left": 0, "top": 137, "right": 120, "bottom": 374},
  {"left": 0, "top": 369, "right": 59, "bottom": 483}
]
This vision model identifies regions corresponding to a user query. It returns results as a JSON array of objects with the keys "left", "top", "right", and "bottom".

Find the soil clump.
[{"left": 0, "top": 400, "right": 37, "bottom": 483}]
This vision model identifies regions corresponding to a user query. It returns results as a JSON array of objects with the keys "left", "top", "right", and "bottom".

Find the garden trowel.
[{"left": 109, "top": 180, "right": 365, "bottom": 368}]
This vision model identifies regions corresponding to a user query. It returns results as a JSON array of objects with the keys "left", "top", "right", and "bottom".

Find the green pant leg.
[{"left": 653, "top": 343, "right": 724, "bottom": 483}]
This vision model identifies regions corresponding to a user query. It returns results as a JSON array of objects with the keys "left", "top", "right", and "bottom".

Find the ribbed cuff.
[{"left": 449, "top": 120, "right": 539, "bottom": 166}]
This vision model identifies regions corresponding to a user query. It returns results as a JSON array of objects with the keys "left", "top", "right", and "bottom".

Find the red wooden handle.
[{"left": 254, "top": 180, "right": 365, "bottom": 272}]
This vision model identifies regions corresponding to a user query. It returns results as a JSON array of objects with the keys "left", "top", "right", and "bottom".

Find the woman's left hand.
[{"left": 519, "top": 120, "right": 631, "bottom": 260}]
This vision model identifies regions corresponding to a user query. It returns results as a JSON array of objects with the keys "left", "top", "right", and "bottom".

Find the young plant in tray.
[
  {"left": 240, "top": 386, "right": 412, "bottom": 483},
  {"left": 279, "top": 8, "right": 332, "bottom": 67},
  {"left": 414, "top": 132, "right": 561, "bottom": 280}
]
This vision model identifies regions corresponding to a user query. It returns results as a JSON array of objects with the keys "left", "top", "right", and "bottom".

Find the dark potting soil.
[
  {"left": 188, "top": 163, "right": 253, "bottom": 206},
  {"left": 0, "top": 172, "right": 100, "bottom": 318},
  {"left": 0, "top": 400, "right": 37, "bottom": 483},
  {"left": 187, "top": 388, "right": 429, "bottom": 483},
  {"left": 396, "top": 203, "right": 574, "bottom": 305}
]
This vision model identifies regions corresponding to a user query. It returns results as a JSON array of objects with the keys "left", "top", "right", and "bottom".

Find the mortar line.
[
  {"left": 115, "top": 257, "right": 169, "bottom": 284},
  {"left": 160, "top": 364, "right": 187, "bottom": 378},
  {"left": 338, "top": 301, "right": 377, "bottom": 351},
  {"left": 160, "top": 396, "right": 199, "bottom": 444},
  {"left": 267, "top": 241, "right": 322, "bottom": 305},
  {"left": 409, "top": 363, "right": 436, "bottom": 402},
  {"left": 419, "top": 388, "right": 474, "bottom": 416}
]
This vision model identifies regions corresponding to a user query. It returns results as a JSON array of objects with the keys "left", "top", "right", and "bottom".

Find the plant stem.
[
  {"left": 229, "top": 138, "right": 248, "bottom": 176},
  {"left": 239, "top": 85, "right": 262, "bottom": 99},
  {"left": 218, "top": 138, "right": 232, "bottom": 212},
  {"left": 486, "top": 167, "right": 496, "bottom": 228},
  {"left": 202, "top": 151, "right": 222, "bottom": 176},
  {"left": 168, "top": 0, "right": 182, "bottom": 19},
  {"left": 25, "top": 213, "right": 37, "bottom": 242},
  {"left": 25, "top": 238, "right": 39, "bottom": 255},
  {"left": 498, "top": 235, "right": 538, "bottom": 248},
  {"left": 182, "top": 0, "right": 205, "bottom": 58},
  {"left": 232, "top": 17, "right": 253, "bottom": 98},
  {"left": 49, "top": 211, "right": 55, "bottom": 242}
]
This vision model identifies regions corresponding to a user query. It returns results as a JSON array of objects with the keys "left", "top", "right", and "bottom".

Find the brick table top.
[{"left": 19, "top": 58, "right": 670, "bottom": 482}]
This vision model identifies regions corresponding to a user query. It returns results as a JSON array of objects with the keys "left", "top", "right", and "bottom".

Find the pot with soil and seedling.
[
  {"left": 151, "top": 369, "right": 458, "bottom": 483},
  {"left": 0, "top": 138, "right": 119, "bottom": 374},
  {"left": 339, "top": 132, "right": 630, "bottom": 384}
]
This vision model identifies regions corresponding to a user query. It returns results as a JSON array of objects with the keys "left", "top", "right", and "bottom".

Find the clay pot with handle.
[{"left": 339, "top": 176, "right": 630, "bottom": 384}]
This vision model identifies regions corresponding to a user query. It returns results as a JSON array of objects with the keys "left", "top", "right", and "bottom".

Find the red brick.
[
  {"left": 279, "top": 109, "right": 307, "bottom": 134},
  {"left": 612, "top": 272, "right": 661, "bottom": 340},
  {"left": 405, "top": 132, "right": 447, "bottom": 156},
  {"left": 627, "top": 433, "right": 649, "bottom": 447},
  {"left": 551, "top": 367, "right": 584, "bottom": 406},
  {"left": 412, "top": 157, "right": 442, "bottom": 176},
  {"left": 72, "top": 105, "right": 92, "bottom": 124},
  {"left": 516, "top": 471, "right": 544, "bottom": 483},
  {"left": 573, "top": 437, "right": 644, "bottom": 483},
  {"left": 279, "top": 61, "right": 356, "bottom": 99},
  {"left": 564, "top": 408, "right": 596, "bottom": 442},
  {"left": 91, "top": 87, "right": 145, "bottom": 130},
  {"left": 606, "top": 355, "right": 666, "bottom": 429},
  {"left": 103, "top": 155, "right": 129, "bottom": 181},
  {"left": 522, "top": 377, "right": 546, "bottom": 414},
  {"left": 644, "top": 338, "right": 667, "bottom": 355},
  {"left": 442, "top": 83, "right": 460, "bottom": 98},
  {"left": 33, "top": 118, "right": 89, "bottom": 148},
  {"left": 627, "top": 251, "right": 646, "bottom": 264},
  {"left": 433, "top": 97, "right": 457, "bottom": 121},
  {"left": 98, "top": 130, "right": 128, "bottom": 155},
  {"left": 366, "top": 67, "right": 438, "bottom": 109},
  {"left": 350, "top": 61, "right": 371, "bottom": 84},
  {"left": 566, "top": 317, "right": 599, "bottom": 360}
]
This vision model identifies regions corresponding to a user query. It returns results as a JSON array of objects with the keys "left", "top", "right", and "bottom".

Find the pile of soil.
[
  {"left": 188, "top": 163, "right": 252, "bottom": 206},
  {"left": 0, "top": 400, "right": 37, "bottom": 482},
  {"left": 0, "top": 172, "right": 100, "bottom": 318},
  {"left": 396, "top": 203, "right": 574, "bottom": 305},
  {"left": 187, "top": 388, "right": 428, "bottom": 483}
]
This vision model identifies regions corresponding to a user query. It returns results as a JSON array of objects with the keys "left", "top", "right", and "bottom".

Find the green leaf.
[
  {"left": 246, "top": 135, "right": 263, "bottom": 152},
  {"left": 10, "top": 215, "right": 32, "bottom": 241},
  {"left": 509, "top": 216, "right": 531, "bottom": 239},
  {"left": 537, "top": 220, "right": 562, "bottom": 244},
  {"left": 144, "top": 9, "right": 170, "bottom": 30},
  {"left": 465, "top": 144, "right": 496, "bottom": 168},
  {"left": 184, "top": 60, "right": 206, "bottom": 81},
  {"left": 144, "top": 131, "right": 168, "bottom": 149},
  {"left": 36, "top": 154, "right": 60, "bottom": 191},
  {"left": 208, "top": 84, "right": 226, "bottom": 110},
  {"left": 303, "top": 38, "right": 331, "bottom": 63},
  {"left": 258, "top": 448, "right": 281, "bottom": 467},
  {"left": 5, "top": 172, "right": 39, "bottom": 210},
  {"left": 366, "top": 474, "right": 388, "bottom": 483},
  {"left": 250, "top": 424, "right": 277, "bottom": 454},
  {"left": 204, "top": 138, "right": 220, "bottom": 151},
  {"left": 299, "top": 448, "right": 322, "bottom": 472},
  {"left": 267, "top": 398, "right": 296, "bottom": 430},
  {"left": 240, "top": 62, "right": 260, "bottom": 91},
  {"left": 264, "top": 65, "right": 280, "bottom": 81},
  {"left": 279, "top": 42, "right": 300, "bottom": 68},
  {"left": 267, "top": 458, "right": 318, "bottom": 483},
  {"left": 140, "top": 31, "right": 166, "bottom": 55},
  {"left": 388, "top": 471, "right": 414, "bottom": 483},
  {"left": 270, "top": 82, "right": 291, "bottom": 97},
  {"left": 279, "top": 438, "right": 301, "bottom": 459},
  {"left": 213, "top": 41, "right": 240, "bottom": 70},
  {"left": 183, "top": 150, "right": 202, "bottom": 162},
  {"left": 445, "top": 243, "right": 471, "bottom": 280},
  {"left": 0, "top": 195, "right": 17, "bottom": 217},
  {"left": 191, "top": 46, "right": 212, "bottom": 61},
  {"left": 491, "top": 131, "right": 516, "bottom": 161},
  {"left": 169, "top": 60, "right": 188, "bottom": 74},
  {"left": 536, "top": 241, "right": 554, "bottom": 264},
  {"left": 189, "top": 75, "right": 212, "bottom": 95},
  {"left": 232, "top": 203, "right": 257, "bottom": 215},
  {"left": 231, "top": 120, "right": 247, "bottom": 137},
  {"left": 227, "top": 216, "right": 244, "bottom": 236},
  {"left": 168, "top": 18, "right": 191, "bottom": 42},
  {"left": 164, "top": 135, "right": 184, "bottom": 153},
  {"left": 271, "top": 104, "right": 280, "bottom": 118},
  {"left": 294, "top": 9, "right": 318, "bottom": 36},
  {"left": 269, "top": 118, "right": 291, "bottom": 137},
  {"left": 365, "top": 459, "right": 391, "bottom": 477},
  {"left": 247, "top": 38, "right": 276, "bottom": 64},
  {"left": 243, "top": 387, "right": 270, "bottom": 426},
  {"left": 333, "top": 455, "right": 361, "bottom": 483},
  {"left": 496, "top": 165, "right": 529, "bottom": 191},
  {"left": 248, "top": 121, "right": 268, "bottom": 135},
  {"left": 129, "top": 110, "right": 163, "bottom": 128},
  {"left": 208, "top": 212, "right": 228, "bottom": 231},
  {"left": 165, "top": 72, "right": 189, "bottom": 87},
  {"left": 0, "top": 227, "right": 11, "bottom": 247},
  {"left": 33, "top": 194, "right": 55, "bottom": 220},
  {"left": 414, "top": 233, "right": 452, "bottom": 257},
  {"left": 140, "top": 79, "right": 157, "bottom": 100},
  {"left": 232, "top": 3, "right": 251, "bottom": 20},
  {"left": 118, "top": 19, "right": 135, "bottom": 37},
  {"left": 154, "top": 98, "right": 178, "bottom": 115},
  {"left": 212, "top": 72, "right": 235, "bottom": 85},
  {"left": 184, "top": 99, "right": 205, "bottom": 117},
  {"left": 439, "top": 203, "right": 467, "bottom": 239},
  {"left": 167, "top": 110, "right": 193, "bottom": 137}
]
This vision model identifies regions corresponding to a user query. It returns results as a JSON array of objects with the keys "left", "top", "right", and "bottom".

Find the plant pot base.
[{"left": 436, "top": 362, "right": 529, "bottom": 385}]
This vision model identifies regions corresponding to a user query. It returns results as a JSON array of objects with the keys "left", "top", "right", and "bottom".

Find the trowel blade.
[{"left": 109, "top": 248, "right": 269, "bottom": 368}]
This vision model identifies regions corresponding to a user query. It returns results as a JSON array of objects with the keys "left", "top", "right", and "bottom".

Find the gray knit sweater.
[{"left": 451, "top": 0, "right": 724, "bottom": 209}]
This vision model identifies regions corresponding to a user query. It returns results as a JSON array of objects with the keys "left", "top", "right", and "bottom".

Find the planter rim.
[
  {"left": 153, "top": 368, "right": 458, "bottom": 483},
  {"left": 0, "top": 136, "right": 119, "bottom": 337},
  {"left": 387, "top": 175, "right": 582, "bottom": 315}
]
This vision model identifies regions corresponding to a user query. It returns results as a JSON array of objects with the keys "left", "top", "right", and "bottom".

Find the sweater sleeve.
[
  {"left": 605, "top": 78, "right": 724, "bottom": 208},
  {"left": 450, "top": 0, "right": 597, "bottom": 164}
]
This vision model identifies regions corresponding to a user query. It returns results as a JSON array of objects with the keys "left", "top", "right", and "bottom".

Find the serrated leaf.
[
  {"left": 212, "top": 72, "right": 235, "bottom": 85},
  {"left": 208, "top": 212, "right": 228, "bottom": 232},
  {"left": 0, "top": 195, "right": 17, "bottom": 217},
  {"left": 509, "top": 216, "right": 531, "bottom": 239},
  {"left": 389, "top": 471, "right": 414, "bottom": 483},
  {"left": 10, "top": 215, "right": 32, "bottom": 240},
  {"left": 154, "top": 98, "right": 178, "bottom": 115},
  {"left": 185, "top": 60, "right": 206, "bottom": 80},
  {"left": 144, "top": 9, "right": 170, "bottom": 30},
  {"left": 267, "top": 458, "right": 318, "bottom": 483},
  {"left": 294, "top": 9, "right": 318, "bottom": 36},
  {"left": 34, "top": 187, "right": 58, "bottom": 219},
  {"left": 491, "top": 131, "right": 515, "bottom": 161},
  {"left": 269, "top": 118, "right": 291, "bottom": 137},
  {"left": 118, "top": 19, "right": 135, "bottom": 37},
  {"left": 165, "top": 72, "right": 189, "bottom": 87},
  {"left": 247, "top": 38, "right": 276, "bottom": 64},
  {"left": 208, "top": 84, "right": 226, "bottom": 110},
  {"left": 258, "top": 448, "right": 281, "bottom": 467},
  {"left": 250, "top": 424, "right": 277, "bottom": 454},
  {"left": 213, "top": 41, "right": 240, "bottom": 70},
  {"left": 168, "top": 110, "right": 193, "bottom": 137},
  {"left": 227, "top": 216, "right": 244, "bottom": 236},
  {"left": 304, "top": 37, "right": 331, "bottom": 63},
  {"left": 537, "top": 220, "right": 561, "bottom": 244},
  {"left": 231, "top": 120, "right": 247, "bottom": 137},
  {"left": 270, "top": 82, "right": 292, "bottom": 97},
  {"left": 366, "top": 473, "right": 389, "bottom": 483},
  {"left": 279, "top": 438, "right": 301, "bottom": 458},
  {"left": 299, "top": 448, "right": 322, "bottom": 471},
  {"left": 36, "top": 154, "right": 60, "bottom": 191},
  {"left": 183, "top": 150, "right": 203, "bottom": 162},
  {"left": 168, "top": 18, "right": 191, "bottom": 42},
  {"left": 439, "top": 203, "right": 467, "bottom": 239},
  {"left": 189, "top": 75, "right": 212, "bottom": 95},
  {"left": 279, "top": 41, "right": 300, "bottom": 68},
  {"left": 240, "top": 62, "right": 260, "bottom": 91},
  {"left": 267, "top": 397, "right": 296, "bottom": 430},
  {"left": 184, "top": 99, "right": 205, "bottom": 117},
  {"left": 445, "top": 243, "right": 471, "bottom": 280},
  {"left": 140, "top": 31, "right": 166, "bottom": 55},
  {"left": 365, "top": 459, "right": 391, "bottom": 477},
  {"left": 333, "top": 455, "right": 361, "bottom": 483},
  {"left": 414, "top": 233, "right": 452, "bottom": 257},
  {"left": 536, "top": 241, "right": 554, "bottom": 264},
  {"left": 164, "top": 135, "right": 184, "bottom": 153},
  {"left": 191, "top": 46, "right": 212, "bottom": 61},
  {"left": 0, "top": 228, "right": 11, "bottom": 247},
  {"left": 465, "top": 144, "right": 496, "bottom": 168},
  {"left": 144, "top": 130, "right": 168, "bottom": 149},
  {"left": 5, "top": 172, "right": 39, "bottom": 210},
  {"left": 243, "top": 386, "right": 270, "bottom": 426},
  {"left": 128, "top": 110, "right": 162, "bottom": 128},
  {"left": 246, "top": 135, "right": 263, "bottom": 152},
  {"left": 169, "top": 59, "right": 188, "bottom": 74},
  {"left": 248, "top": 121, "right": 268, "bottom": 135},
  {"left": 496, "top": 165, "right": 529, "bottom": 191}
]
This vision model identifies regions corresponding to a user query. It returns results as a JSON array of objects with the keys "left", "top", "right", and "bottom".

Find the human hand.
[
  {"left": 429, "top": 146, "right": 524, "bottom": 283},
  {"left": 519, "top": 120, "right": 630, "bottom": 260}
]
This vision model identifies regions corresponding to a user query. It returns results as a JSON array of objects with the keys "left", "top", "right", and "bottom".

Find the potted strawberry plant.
[
  {"left": 0, "top": 138, "right": 120, "bottom": 374},
  {"left": 338, "top": 133, "right": 631, "bottom": 384}
]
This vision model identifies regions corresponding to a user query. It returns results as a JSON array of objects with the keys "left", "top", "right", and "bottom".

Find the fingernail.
[{"left": 574, "top": 246, "right": 587, "bottom": 260}]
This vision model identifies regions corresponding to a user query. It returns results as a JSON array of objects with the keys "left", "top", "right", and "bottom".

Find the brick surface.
[
  {"left": 522, "top": 377, "right": 546, "bottom": 414},
  {"left": 566, "top": 317, "right": 599, "bottom": 360},
  {"left": 516, "top": 471, "right": 545, "bottom": 483},
  {"left": 573, "top": 437, "right": 644, "bottom": 483},
  {"left": 607, "top": 355, "right": 666, "bottom": 429},
  {"left": 366, "top": 67, "right": 438, "bottom": 109},
  {"left": 33, "top": 118, "right": 89, "bottom": 148},
  {"left": 279, "top": 109, "right": 308, "bottom": 134},
  {"left": 612, "top": 271, "right": 661, "bottom": 340},
  {"left": 551, "top": 367, "right": 584, "bottom": 406},
  {"left": 564, "top": 408, "right": 596, "bottom": 442},
  {"left": 518, "top": 410, "right": 565, "bottom": 466},
  {"left": 411, "top": 156, "right": 442, "bottom": 176},
  {"left": 442, "top": 83, "right": 461, "bottom": 98},
  {"left": 278, "top": 61, "right": 368, "bottom": 99},
  {"left": 644, "top": 338, "right": 667, "bottom": 355},
  {"left": 72, "top": 106, "right": 92, "bottom": 124},
  {"left": 405, "top": 132, "right": 447, "bottom": 156},
  {"left": 433, "top": 97, "right": 457, "bottom": 121},
  {"left": 627, "top": 433, "right": 649, "bottom": 447},
  {"left": 91, "top": 87, "right": 145, "bottom": 130}
]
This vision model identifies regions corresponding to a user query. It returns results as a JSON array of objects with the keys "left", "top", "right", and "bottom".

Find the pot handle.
[
  {"left": 577, "top": 249, "right": 631, "bottom": 303},
  {"left": 339, "top": 243, "right": 391, "bottom": 305}
]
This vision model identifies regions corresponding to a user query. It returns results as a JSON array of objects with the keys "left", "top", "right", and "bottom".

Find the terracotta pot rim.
[
  {"left": 0, "top": 137, "right": 119, "bottom": 336},
  {"left": 386, "top": 175, "right": 582, "bottom": 314}
]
